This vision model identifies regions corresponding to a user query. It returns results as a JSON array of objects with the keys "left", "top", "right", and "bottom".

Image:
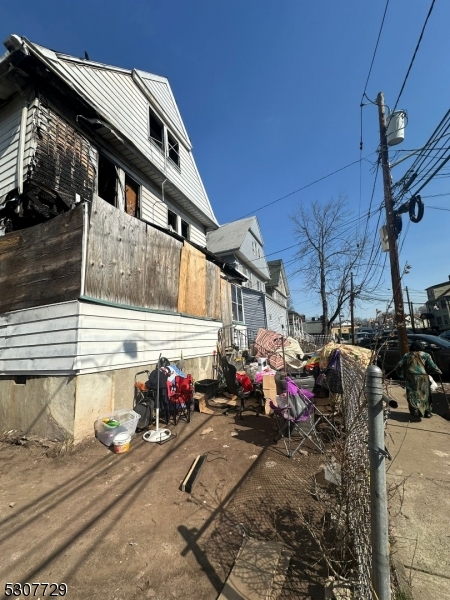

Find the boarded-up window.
[
  {"left": 98, "top": 155, "right": 117, "bottom": 206},
  {"left": 125, "top": 175, "right": 139, "bottom": 218},
  {"left": 150, "top": 109, "right": 164, "bottom": 152}
]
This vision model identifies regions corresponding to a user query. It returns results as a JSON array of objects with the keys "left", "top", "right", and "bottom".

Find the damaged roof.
[{"left": 0, "top": 34, "right": 218, "bottom": 228}]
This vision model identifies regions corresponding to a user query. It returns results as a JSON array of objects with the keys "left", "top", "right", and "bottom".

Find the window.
[
  {"left": 168, "top": 132, "right": 180, "bottom": 167},
  {"left": 256, "top": 280, "right": 261, "bottom": 291},
  {"left": 444, "top": 316, "right": 449, "bottom": 325},
  {"left": 149, "top": 109, "right": 164, "bottom": 152},
  {"left": 181, "top": 219, "right": 189, "bottom": 240},
  {"left": 168, "top": 210, "right": 177, "bottom": 232},
  {"left": 441, "top": 299, "right": 447, "bottom": 309},
  {"left": 125, "top": 175, "right": 140, "bottom": 218},
  {"left": 231, "top": 284, "right": 244, "bottom": 322},
  {"left": 98, "top": 154, "right": 117, "bottom": 205},
  {"left": 437, "top": 316, "right": 443, "bottom": 325}
]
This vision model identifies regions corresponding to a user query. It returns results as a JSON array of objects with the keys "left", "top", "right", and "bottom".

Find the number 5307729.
[{"left": 4, "top": 583, "right": 67, "bottom": 596}]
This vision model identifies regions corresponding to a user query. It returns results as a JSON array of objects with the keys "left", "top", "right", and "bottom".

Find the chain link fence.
[{"left": 339, "top": 352, "right": 373, "bottom": 598}]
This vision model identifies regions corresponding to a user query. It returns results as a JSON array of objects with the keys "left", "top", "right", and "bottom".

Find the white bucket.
[
  {"left": 113, "top": 432, "right": 131, "bottom": 454},
  {"left": 257, "top": 357, "right": 268, "bottom": 372}
]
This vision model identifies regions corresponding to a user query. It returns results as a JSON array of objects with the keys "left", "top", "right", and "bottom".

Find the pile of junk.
[{"left": 94, "top": 355, "right": 195, "bottom": 452}]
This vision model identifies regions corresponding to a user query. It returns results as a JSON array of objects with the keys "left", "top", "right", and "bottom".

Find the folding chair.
[
  {"left": 167, "top": 374, "right": 193, "bottom": 425},
  {"left": 270, "top": 377, "right": 338, "bottom": 457}
]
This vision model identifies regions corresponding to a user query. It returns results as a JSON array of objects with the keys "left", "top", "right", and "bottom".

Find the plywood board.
[
  {"left": 0, "top": 205, "right": 84, "bottom": 313},
  {"left": 85, "top": 195, "right": 147, "bottom": 307},
  {"left": 144, "top": 226, "right": 182, "bottom": 311},
  {"left": 220, "top": 278, "right": 232, "bottom": 328},
  {"left": 218, "top": 537, "right": 283, "bottom": 600},
  {"left": 178, "top": 242, "right": 206, "bottom": 317},
  {"left": 205, "top": 260, "right": 221, "bottom": 320}
]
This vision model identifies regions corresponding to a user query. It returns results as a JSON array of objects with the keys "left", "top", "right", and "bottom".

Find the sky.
[{"left": 1, "top": 0, "right": 449, "bottom": 321}]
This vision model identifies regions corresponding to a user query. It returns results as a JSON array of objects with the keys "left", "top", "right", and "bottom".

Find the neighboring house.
[
  {"left": 304, "top": 318, "right": 324, "bottom": 335},
  {"left": 265, "top": 260, "right": 289, "bottom": 334},
  {"left": 425, "top": 277, "right": 450, "bottom": 330},
  {"left": 0, "top": 34, "right": 243, "bottom": 441},
  {"left": 288, "top": 311, "right": 305, "bottom": 338},
  {"left": 207, "top": 216, "right": 270, "bottom": 343}
]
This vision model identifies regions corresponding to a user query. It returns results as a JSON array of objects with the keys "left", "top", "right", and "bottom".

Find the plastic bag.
[{"left": 429, "top": 376, "right": 438, "bottom": 392}]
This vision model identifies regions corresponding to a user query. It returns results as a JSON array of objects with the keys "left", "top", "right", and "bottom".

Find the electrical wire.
[
  {"left": 389, "top": 0, "right": 437, "bottom": 119},
  {"left": 237, "top": 153, "right": 376, "bottom": 219},
  {"left": 360, "top": 0, "right": 391, "bottom": 152}
]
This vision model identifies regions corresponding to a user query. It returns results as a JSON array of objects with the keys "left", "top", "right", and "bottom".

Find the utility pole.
[
  {"left": 377, "top": 92, "right": 409, "bottom": 357},
  {"left": 405, "top": 286, "right": 416, "bottom": 334},
  {"left": 350, "top": 272, "right": 355, "bottom": 345}
]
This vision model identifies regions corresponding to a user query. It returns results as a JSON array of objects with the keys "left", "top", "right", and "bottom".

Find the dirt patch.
[{"left": 0, "top": 412, "right": 326, "bottom": 599}]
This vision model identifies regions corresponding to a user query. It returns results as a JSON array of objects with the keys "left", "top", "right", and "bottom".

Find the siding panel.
[{"left": 0, "top": 96, "right": 22, "bottom": 197}]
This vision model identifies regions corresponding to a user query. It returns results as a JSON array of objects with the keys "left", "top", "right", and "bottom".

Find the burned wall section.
[
  {"left": 26, "top": 97, "right": 96, "bottom": 213},
  {"left": 0, "top": 95, "right": 96, "bottom": 232}
]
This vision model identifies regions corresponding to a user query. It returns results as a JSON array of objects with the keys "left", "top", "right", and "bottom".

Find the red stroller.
[{"left": 166, "top": 374, "right": 194, "bottom": 425}]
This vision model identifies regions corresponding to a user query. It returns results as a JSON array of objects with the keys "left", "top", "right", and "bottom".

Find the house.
[
  {"left": 288, "top": 310, "right": 305, "bottom": 338},
  {"left": 0, "top": 34, "right": 243, "bottom": 441},
  {"left": 425, "top": 277, "right": 450, "bottom": 330},
  {"left": 265, "top": 260, "right": 289, "bottom": 334},
  {"left": 206, "top": 216, "right": 271, "bottom": 344}
]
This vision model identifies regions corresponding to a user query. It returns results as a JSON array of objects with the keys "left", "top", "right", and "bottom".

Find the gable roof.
[
  {"left": 207, "top": 216, "right": 262, "bottom": 254},
  {"left": 267, "top": 259, "right": 290, "bottom": 296},
  {"left": 1, "top": 35, "right": 218, "bottom": 228}
]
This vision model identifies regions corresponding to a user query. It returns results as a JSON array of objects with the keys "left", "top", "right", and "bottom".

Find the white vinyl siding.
[
  {"left": 0, "top": 301, "right": 79, "bottom": 373},
  {"left": 265, "top": 296, "right": 288, "bottom": 334},
  {"left": 0, "top": 300, "right": 221, "bottom": 375},
  {"left": 239, "top": 231, "right": 270, "bottom": 280},
  {"left": 38, "top": 58, "right": 216, "bottom": 225},
  {"left": 0, "top": 96, "right": 22, "bottom": 198}
]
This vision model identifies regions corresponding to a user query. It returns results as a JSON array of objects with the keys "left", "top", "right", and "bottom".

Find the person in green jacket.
[{"left": 395, "top": 340, "right": 441, "bottom": 421}]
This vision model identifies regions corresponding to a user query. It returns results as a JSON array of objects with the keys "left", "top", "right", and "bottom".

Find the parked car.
[
  {"left": 439, "top": 330, "right": 450, "bottom": 342},
  {"left": 359, "top": 333, "right": 450, "bottom": 378}
]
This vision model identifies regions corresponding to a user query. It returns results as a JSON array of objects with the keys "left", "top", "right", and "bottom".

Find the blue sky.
[{"left": 2, "top": 0, "right": 449, "bottom": 320}]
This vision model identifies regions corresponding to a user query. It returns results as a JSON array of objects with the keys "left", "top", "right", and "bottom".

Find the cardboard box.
[{"left": 263, "top": 374, "right": 277, "bottom": 415}]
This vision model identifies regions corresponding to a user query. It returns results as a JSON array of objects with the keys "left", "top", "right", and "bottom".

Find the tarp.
[
  {"left": 318, "top": 342, "right": 372, "bottom": 369},
  {"left": 254, "top": 328, "right": 306, "bottom": 370}
]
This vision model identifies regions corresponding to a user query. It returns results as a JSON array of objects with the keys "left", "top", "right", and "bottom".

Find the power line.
[
  {"left": 238, "top": 154, "right": 375, "bottom": 219},
  {"left": 389, "top": 0, "right": 436, "bottom": 118}
]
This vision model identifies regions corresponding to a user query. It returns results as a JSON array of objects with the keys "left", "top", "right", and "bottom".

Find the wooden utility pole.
[
  {"left": 377, "top": 92, "right": 409, "bottom": 356},
  {"left": 350, "top": 272, "right": 355, "bottom": 345},
  {"left": 405, "top": 286, "right": 416, "bottom": 333}
]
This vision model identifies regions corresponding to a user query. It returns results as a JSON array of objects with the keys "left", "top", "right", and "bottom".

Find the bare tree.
[{"left": 290, "top": 195, "right": 373, "bottom": 334}]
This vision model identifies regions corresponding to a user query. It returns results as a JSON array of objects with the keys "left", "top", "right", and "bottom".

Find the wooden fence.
[{"left": 0, "top": 195, "right": 230, "bottom": 322}]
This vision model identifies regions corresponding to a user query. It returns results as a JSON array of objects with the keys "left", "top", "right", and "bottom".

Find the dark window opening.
[
  {"left": 168, "top": 210, "right": 177, "bottom": 231},
  {"left": 168, "top": 132, "right": 180, "bottom": 167},
  {"left": 150, "top": 110, "right": 164, "bottom": 152},
  {"left": 14, "top": 375, "right": 27, "bottom": 385},
  {"left": 125, "top": 175, "right": 139, "bottom": 218},
  {"left": 98, "top": 155, "right": 117, "bottom": 205},
  {"left": 181, "top": 219, "right": 189, "bottom": 239}
]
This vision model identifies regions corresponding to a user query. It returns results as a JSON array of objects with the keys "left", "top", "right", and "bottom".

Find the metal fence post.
[{"left": 366, "top": 365, "right": 391, "bottom": 600}]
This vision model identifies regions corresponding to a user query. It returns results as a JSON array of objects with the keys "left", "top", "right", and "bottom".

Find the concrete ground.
[
  {"left": 0, "top": 408, "right": 326, "bottom": 600},
  {"left": 386, "top": 382, "right": 450, "bottom": 599}
]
